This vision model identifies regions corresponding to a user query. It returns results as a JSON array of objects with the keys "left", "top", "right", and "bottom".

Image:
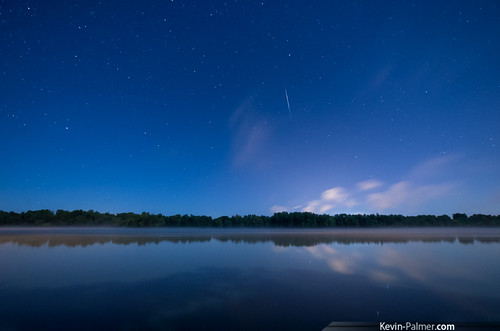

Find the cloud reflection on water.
[{"left": 290, "top": 240, "right": 500, "bottom": 301}]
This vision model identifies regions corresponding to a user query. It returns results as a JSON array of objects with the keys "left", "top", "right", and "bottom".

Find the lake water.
[{"left": 0, "top": 227, "right": 499, "bottom": 330}]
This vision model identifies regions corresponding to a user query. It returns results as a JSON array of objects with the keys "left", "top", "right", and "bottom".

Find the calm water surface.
[{"left": 0, "top": 227, "right": 499, "bottom": 330}]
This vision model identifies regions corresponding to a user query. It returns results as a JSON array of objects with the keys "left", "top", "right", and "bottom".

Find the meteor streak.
[{"left": 284, "top": 88, "right": 291, "bottom": 118}]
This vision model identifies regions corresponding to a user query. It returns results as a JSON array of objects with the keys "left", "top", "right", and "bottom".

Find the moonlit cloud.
[
  {"left": 367, "top": 181, "right": 411, "bottom": 210},
  {"left": 319, "top": 204, "right": 334, "bottom": 213},
  {"left": 357, "top": 179, "right": 383, "bottom": 191},
  {"left": 367, "top": 181, "right": 454, "bottom": 211},
  {"left": 303, "top": 200, "right": 322, "bottom": 213},
  {"left": 321, "top": 187, "right": 349, "bottom": 202},
  {"left": 299, "top": 187, "right": 358, "bottom": 214},
  {"left": 271, "top": 156, "right": 459, "bottom": 215},
  {"left": 229, "top": 99, "right": 271, "bottom": 168},
  {"left": 408, "top": 155, "right": 460, "bottom": 180}
]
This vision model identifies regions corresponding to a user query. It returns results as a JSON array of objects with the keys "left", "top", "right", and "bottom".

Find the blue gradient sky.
[{"left": 1, "top": 1, "right": 499, "bottom": 216}]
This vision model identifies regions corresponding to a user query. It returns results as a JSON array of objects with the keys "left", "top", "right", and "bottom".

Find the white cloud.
[
  {"left": 302, "top": 200, "right": 321, "bottom": 213},
  {"left": 321, "top": 187, "right": 349, "bottom": 202},
  {"left": 367, "top": 181, "right": 454, "bottom": 211},
  {"left": 299, "top": 187, "right": 358, "bottom": 214},
  {"left": 319, "top": 204, "right": 334, "bottom": 213},
  {"left": 357, "top": 179, "right": 383, "bottom": 191},
  {"left": 367, "top": 181, "right": 410, "bottom": 210},
  {"left": 409, "top": 154, "right": 461, "bottom": 181},
  {"left": 271, "top": 156, "right": 459, "bottom": 215}
]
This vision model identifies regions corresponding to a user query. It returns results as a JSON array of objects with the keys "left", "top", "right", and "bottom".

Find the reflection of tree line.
[
  {"left": 1, "top": 210, "right": 500, "bottom": 227},
  {"left": 1, "top": 233, "right": 499, "bottom": 248}
]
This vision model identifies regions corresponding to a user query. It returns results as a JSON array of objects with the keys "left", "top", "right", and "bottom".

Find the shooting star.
[{"left": 284, "top": 88, "right": 292, "bottom": 118}]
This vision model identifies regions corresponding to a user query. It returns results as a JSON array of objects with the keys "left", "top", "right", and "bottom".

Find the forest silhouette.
[{"left": 1, "top": 210, "right": 499, "bottom": 227}]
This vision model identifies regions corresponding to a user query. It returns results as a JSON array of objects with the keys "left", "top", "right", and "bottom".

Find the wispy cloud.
[
  {"left": 357, "top": 179, "right": 383, "bottom": 191},
  {"left": 367, "top": 181, "right": 454, "bottom": 211},
  {"left": 321, "top": 187, "right": 349, "bottom": 201},
  {"left": 408, "top": 154, "right": 460, "bottom": 181},
  {"left": 299, "top": 186, "right": 358, "bottom": 214},
  {"left": 229, "top": 99, "right": 271, "bottom": 168},
  {"left": 367, "top": 181, "right": 410, "bottom": 210}
]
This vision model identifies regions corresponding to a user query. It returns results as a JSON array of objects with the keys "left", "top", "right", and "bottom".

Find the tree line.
[{"left": 0, "top": 210, "right": 499, "bottom": 227}]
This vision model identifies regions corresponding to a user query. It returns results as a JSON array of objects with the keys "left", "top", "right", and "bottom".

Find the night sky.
[{"left": 1, "top": 1, "right": 499, "bottom": 217}]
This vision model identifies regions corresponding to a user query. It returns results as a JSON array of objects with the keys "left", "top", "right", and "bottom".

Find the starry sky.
[{"left": 1, "top": 0, "right": 499, "bottom": 217}]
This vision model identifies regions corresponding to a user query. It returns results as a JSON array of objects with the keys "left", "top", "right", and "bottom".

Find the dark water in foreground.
[{"left": 0, "top": 227, "right": 499, "bottom": 330}]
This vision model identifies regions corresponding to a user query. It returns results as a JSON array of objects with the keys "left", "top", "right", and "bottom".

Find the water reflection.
[
  {"left": 297, "top": 241, "right": 500, "bottom": 298},
  {"left": 1, "top": 227, "right": 499, "bottom": 247},
  {"left": 0, "top": 227, "right": 499, "bottom": 329}
]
